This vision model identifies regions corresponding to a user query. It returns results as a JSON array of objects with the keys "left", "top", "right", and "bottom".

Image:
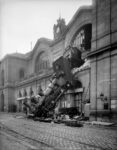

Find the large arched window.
[
  {"left": 71, "top": 24, "right": 92, "bottom": 51},
  {"left": 35, "top": 52, "right": 50, "bottom": 73}
]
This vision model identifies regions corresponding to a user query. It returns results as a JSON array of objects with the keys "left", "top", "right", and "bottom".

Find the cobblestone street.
[{"left": 0, "top": 113, "right": 117, "bottom": 150}]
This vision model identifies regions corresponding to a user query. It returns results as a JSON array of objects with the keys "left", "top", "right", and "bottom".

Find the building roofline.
[
  {"left": 0, "top": 38, "right": 53, "bottom": 62},
  {"left": 50, "top": 5, "right": 92, "bottom": 46},
  {"left": 1, "top": 5, "right": 92, "bottom": 60},
  {"left": 27, "top": 37, "right": 53, "bottom": 59},
  {"left": 67, "top": 5, "right": 92, "bottom": 29},
  {"left": 1, "top": 53, "right": 27, "bottom": 62}
]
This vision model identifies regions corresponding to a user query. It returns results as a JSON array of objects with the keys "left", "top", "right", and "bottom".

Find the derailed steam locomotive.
[{"left": 23, "top": 47, "right": 84, "bottom": 119}]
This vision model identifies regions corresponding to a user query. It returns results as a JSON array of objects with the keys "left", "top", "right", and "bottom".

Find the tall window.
[
  {"left": 72, "top": 24, "right": 92, "bottom": 51},
  {"left": 23, "top": 89, "right": 27, "bottom": 97},
  {"left": 1, "top": 92, "right": 4, "bottom": 111},
  {"left": 1, "top": 70, "right": 4, "bottom": 86},
  {"left": 19, "top": 69, "right": 24, "bottom": 79},
  {"left": 30, "top": 87, "right": 34, "bottom": 96},
  {"left": 74, "top": 93, "right": 82, "bottom": 113},
  {"left": 19, "top": 91, "right": 22, "bottom": 97},
  {"left": 35, "top": 52, "right": 50, "bottom": 73}
]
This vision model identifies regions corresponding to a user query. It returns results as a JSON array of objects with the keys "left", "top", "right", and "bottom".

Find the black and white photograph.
[{"left": 0, "top": 0, "right": 117, "bottom": 149}]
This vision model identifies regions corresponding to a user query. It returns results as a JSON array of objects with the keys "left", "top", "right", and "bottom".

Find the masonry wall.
[
  {"left": 0, "top": 58, "right": 8, "bottom": 111},
  {"left": 90, "top": 0, "right": 117, "bottom": 122},
  {"left": 7, "top": 57, "right": 27, "bottom": 83},
  {"left": 0, "top": 58, "right": 8, "bottom": 86},
  {"left": 92, "top": 0, "right": 110, "bottom": 51},
  {"left": 92, "top": 0, "right": 117, "bottom": 51},
  {"left": 51, "top": 40, "right": 65, "bottom": 62}
]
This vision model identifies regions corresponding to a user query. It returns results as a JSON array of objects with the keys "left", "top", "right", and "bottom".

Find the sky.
[{"left": 0, "top": 0, "right": 92, "bottom": 59}]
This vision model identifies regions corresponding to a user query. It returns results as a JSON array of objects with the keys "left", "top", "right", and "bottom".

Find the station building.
[{"left": 0, "top": 0, "right": 117, "bottom": 122}]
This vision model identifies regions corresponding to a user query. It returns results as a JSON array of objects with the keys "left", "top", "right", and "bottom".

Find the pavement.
[{"left": 0, "top": 112, "right": 117, "bottom": 150}]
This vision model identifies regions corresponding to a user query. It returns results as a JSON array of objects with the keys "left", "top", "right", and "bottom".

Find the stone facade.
[
  {"left": 88, "top": 0, "right": 117, "bottom": 122},
  {"left": 0, "top": 0, "right": 117, "bottom": 122}
]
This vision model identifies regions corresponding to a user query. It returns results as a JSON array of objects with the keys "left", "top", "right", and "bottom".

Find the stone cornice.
[
  {"left": 1, "top": 54, "right": 27, "bottom": 62},
  {"left": 0, "top": 82, "right": 15, "bottom": 90},
  {"left": 87, "top": 42, "right": 117, "bottom": 57},
  {"left": 15, "top": 69, "right": 53, "bottom": 87}
]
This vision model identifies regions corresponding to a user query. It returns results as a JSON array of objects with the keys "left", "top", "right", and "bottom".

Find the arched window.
[
  {"left": 35, "top": 52, "right": 50, "bottom": 73},
  {"left": 1, "top": 92, "right": 4, "bottom": 111},
  {"left": 23, "top": 89, "right": 27, "bottom": 97},
  {"left": 1, "top": 70, "right": 4, "bottom": 86},
  {"left": 72, "top": 24, "right": 92, "bottom": 51},
  {"left": 19, "top": 91, "right": 22, "bottom": 97},
  {"left": 19, "top": 69, "right": 24, "bottom": 79},
  {"left": 30, "top": 87, "right": 34, "bottom": 96}
]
